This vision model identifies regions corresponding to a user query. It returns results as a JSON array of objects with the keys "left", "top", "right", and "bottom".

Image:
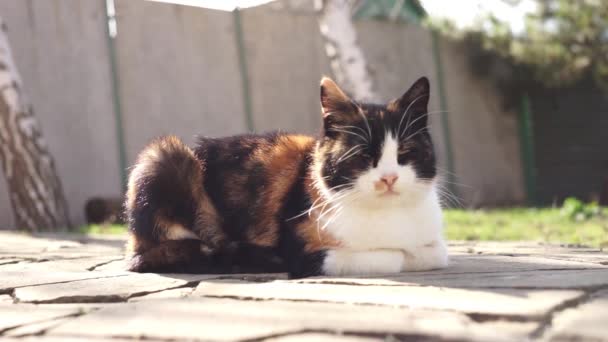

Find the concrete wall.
[
  {"left": 0, "top": 0, "right": 122, "bottom": 229},
  {"left": 114, "top": 0, "right": 248, "bottom": 163},
  {"left": 355, "top": 20, "right": 448, "bottom": 177},
  {"left": 440, "top": 39, "right": 525, "bottom": 206},
  {"left": 241, "top": 3, "right": 331, "bottom": 135},
  {"left": 0, "top": 0, "right": 526, "bottom": 229}
]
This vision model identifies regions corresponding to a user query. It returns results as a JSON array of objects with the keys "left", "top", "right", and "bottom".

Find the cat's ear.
[
  {"left": 320, "top": 77, "right": 357, "bottom": 124},
  {"left": 389, "top": 77, "right": 430, "bottom": 125}
]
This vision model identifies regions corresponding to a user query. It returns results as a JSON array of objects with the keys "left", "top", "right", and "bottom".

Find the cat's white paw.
[
  {"left": 401, "top": 240, "right": 449, "bottom": 271},
  {"left": 322, "top": 249, "right": 404, "bottom": 276}
]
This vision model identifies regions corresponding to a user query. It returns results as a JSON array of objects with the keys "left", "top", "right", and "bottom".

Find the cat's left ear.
[{"left": 389, "top": 77, "right": 430, "bottom": 124}]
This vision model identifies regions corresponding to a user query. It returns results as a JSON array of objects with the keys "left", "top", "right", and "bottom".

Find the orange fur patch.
[{"left": 248, "top": 135, "right": 315, "bottom": 246}]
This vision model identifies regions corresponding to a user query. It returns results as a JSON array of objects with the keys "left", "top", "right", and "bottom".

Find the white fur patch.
[
  {"left": 165, "top": 224, "right": 199, "bottom": 240},
  {"left": 322, "top": 249, "right": 405, "bottom": 276},
  {"left": 318, "top": 132, "right": 448, "bottom": 276}
]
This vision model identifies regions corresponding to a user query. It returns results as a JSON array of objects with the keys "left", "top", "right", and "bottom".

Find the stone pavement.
[{"left": 1, "top": 232, "right": 608, "bottom": 341}]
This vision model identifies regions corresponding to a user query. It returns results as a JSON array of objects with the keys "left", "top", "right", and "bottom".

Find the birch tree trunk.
[
  {"left": 316, "top": 0, "right": 379, "bottom": 102},
  {"left": 0, "top": 18, "right": 71, "bottom": 231}
]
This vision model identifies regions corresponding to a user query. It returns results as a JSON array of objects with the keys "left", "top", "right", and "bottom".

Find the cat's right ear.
[{"left": 320, "top": 77, "right": 357, "bottom": 127}]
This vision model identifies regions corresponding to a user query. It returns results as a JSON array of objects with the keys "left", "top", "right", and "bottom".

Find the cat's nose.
[{"left": 380, "top": 173, "right": 399, "bottom": 187}]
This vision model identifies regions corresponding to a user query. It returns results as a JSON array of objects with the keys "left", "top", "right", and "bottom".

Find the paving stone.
[
  {"left": 1, "top": 233, "right": 607, "bottom": 341},
  {"left": 1, "top": 271, "right": 127, "bottom": 293},
  {"left": 1, "top": 337, "right": 133, "bottom": 342},
  {"left": 47, "top": 297, "right": 520, "bottom": 342},
  {"left": 265, "top": 333, "right": 384, "bottom": 341},
  {"left": 450, "top": 242, "right": 608, "bottom": 265},
  {"left": 383, "top": 268, "right": 608, "bottom": 289},
  {"left": 545, "top": 289, "right": 608, "bottom": 341},
  {"left": 0, "top": 294, "right": 13, "bottom": 304},
  {"left": 13, "top": 273, "right": 218, "bottom": 303},
  {"left": 0, "top": 304, "right": 82, "bottom": 333},
  {"left": 0, "top": 232, "right": 123, "bottom": 260},
  {"left": 193, "top": 281, "right": 581, "bottom": 317},
  {"left": 90, "top": 258, "right": 129, "bottom": 272},
  {"left": 127, "top": 286, "right": 195, "bottom": 302},
  {"left": 0, "top": 256, "right": 126, "bottom": 273},
  {"left": 4, "top": 316, "right": 76, "bottom": 337},
  {"left": 0, "top": 258, "right": 24, "bottom": 265},
  {"left": 291, "top": 255, "right": 607, "bottom": 287}
]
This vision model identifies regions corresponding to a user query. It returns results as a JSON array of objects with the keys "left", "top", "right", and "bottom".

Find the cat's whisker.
[
  {"left": 399, "top": 110, "right": 447, "bottom": 139},
  {"left": 439, "top": 179, "right": 472, "bottom": 189},
  {"left": 397, "top": 94, "right": 427, "bottom": 138},
  {"left": 320, "top": 206, "right": 343, "bottom": 231},
  {"left": 434, "top": 186, "right": 464, "bottom": 208},
  {"left": 436, "top": 166, "right": 458, "bottom": 177},
  {"left": 329, "top": 127, "right": 368, "bottom": 143},
  {"left": 356, "top": 105, "right": 373, "bottom": 140},
  {"left": 318, "top": 192, "right": 362, "bottom": 232},
  {"left": 331, "top": 125, "right": 370, "bottom": 142},
  {"left": 291, "top": 185, "right": 354, "bottom": 221},
  {"left": 336, "top": 145, "right": 364, "bottom": 164},
  {"left": 401, "top": 127, "right": 428, "bottom": 142},
  {"left": 286, "top": 187, "right": 352, "bottom": 222}
]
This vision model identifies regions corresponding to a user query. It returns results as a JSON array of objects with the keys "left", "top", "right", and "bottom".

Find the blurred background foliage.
[{"left": 426, "top": 0, "right": 608, "bottom": 102}]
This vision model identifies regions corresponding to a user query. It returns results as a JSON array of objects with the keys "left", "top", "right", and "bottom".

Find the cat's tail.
[{"left": 124, "top": 135, "right": 219, "bottom": 273}]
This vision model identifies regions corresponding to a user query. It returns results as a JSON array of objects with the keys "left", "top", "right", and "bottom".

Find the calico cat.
[{"left": 125, "top": 76, "right": 448, "bottom": 278}]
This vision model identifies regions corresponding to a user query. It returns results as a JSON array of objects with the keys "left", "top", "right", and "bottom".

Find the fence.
[{"left": 0, "top": 0, "right": 525, "bottom": 228}]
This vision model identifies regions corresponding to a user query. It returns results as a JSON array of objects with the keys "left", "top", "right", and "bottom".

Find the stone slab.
[
  {"left": 13, "top": 273, "right": 216, "bottom": 303},
  {"left": 0, "top": 258, "right": 24, "bottom": 266},
  {"left": 4, "top": 316, "right": 75, "bottom": 337},
  {"left": 47, "top": 297, "right": 520, "bottom": 342},
  {"left": 0, "top": 295, "right": 13, "bottom": 304},
  {"left": 265, "top": 333, "right": 385, "bottom": 341},
  {"left": 381, "top": 268, "right": 608, "bottom": 289},
  {"left": 0, "top": 305, "right": 81, "bottom": 333},
  {"left": 193, "top": 281, "right": 582, "bottom": 317},
  {"left": 545, "top": 289, "right": 608, "bottom": 341},
  {"left": 0, "top": 232, "right": 123, "bottom": 260},
  {"left": 450, "top": 241, "right": 608, "bottom": 265},
  {"left": 1, "top": 271, "right": 128, "bottom": 293},
  {"left": 0, "top": 256, "right": 126, "bottom": 273}
]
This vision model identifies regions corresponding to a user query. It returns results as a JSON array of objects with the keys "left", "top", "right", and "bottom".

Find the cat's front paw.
[{"left": 401, "top": 241, "right": 448, "bottom": 272}]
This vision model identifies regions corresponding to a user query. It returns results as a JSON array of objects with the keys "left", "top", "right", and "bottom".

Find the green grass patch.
[
  {"left": 445, "top": 207, "right": 608, "bottom": 248},
  {"left": 77, "top": 199, "right": 608, "bottom": 248},
  {"left": 77, "top": 224, "right": 128, "bottom": 235}
]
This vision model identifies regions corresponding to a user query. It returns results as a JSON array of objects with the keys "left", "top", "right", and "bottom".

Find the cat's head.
[{"left": 313, "top": 76, "right": 437, "bottom": 208}]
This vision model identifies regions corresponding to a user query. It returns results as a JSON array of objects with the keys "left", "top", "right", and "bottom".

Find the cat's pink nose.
[{"left": 380, "top": 173, "right": 399, "bottom": 187}]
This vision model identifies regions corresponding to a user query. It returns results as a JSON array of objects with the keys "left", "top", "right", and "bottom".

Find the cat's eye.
[
  {"left": 398, "top": 147, "right": 417, "bottom": 157},
  {"left": 398, "top": 147, "right": 419, "bottom": 164}
]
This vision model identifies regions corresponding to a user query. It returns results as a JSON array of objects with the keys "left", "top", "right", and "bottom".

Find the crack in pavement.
[
  {"left": 22, "top": 281, "right": 202, "bottom": 304},
  {"left": 239, "top": 328, "right": 469, "bottom": 342},
  {"left": 0, "top": 308, "right": 97, "bottom": 336},
  {"left": 86, "top": 257, "right": 125, "bottom": 271},
  {"left": 40, "top": 329, "right": 468, "bottom": 342},
  {"left": 45, "top": 334, "right": 188, "bottom": 341},
  {"left": 3, "top": 274, "right": 131, "bottom": 299},
  {"left": 528, "top": 284, "right": 608, "bottom": 339},
  {"left": 200, "top": 295, "right": 543, "bottom": 325}
]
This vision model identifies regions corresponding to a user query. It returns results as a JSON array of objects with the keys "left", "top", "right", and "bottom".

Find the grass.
[
  {"left": 76, "top": 224, "right": 128, "bottom": 235},
  {"left": 78, "top": 206, "right": 608, "bottom": 249},
  {"left": 445, "top": 207, "right": 608, "bottom": 248}
]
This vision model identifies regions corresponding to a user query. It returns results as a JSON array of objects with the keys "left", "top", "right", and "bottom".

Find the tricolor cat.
[{"left": 125, "top": 76, "right": 448, "bottom": 278}]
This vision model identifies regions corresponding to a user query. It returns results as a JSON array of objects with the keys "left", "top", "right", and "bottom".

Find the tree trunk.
[
  {"left": 0, "top": 18, "right": 71, "bottom": 231},
  {"left": 316, "top": 0, "right": 378, "bottom": 102}
]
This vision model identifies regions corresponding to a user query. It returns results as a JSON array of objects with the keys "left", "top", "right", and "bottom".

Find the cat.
[{"left": 125, "top": 76, "right": 448, "bottom": 278}]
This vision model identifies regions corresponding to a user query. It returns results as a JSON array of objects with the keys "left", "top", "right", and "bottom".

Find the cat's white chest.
[
  {"left": 319, "top": 190, "right": 448, "bottom": 276},
  {"left": 325, "top": 191, "right": 444, "bottom": 250}
]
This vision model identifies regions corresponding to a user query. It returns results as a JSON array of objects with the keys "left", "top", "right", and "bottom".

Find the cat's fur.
[{"left": 125, "top": 76, "right": 448, "bottom": 278}]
